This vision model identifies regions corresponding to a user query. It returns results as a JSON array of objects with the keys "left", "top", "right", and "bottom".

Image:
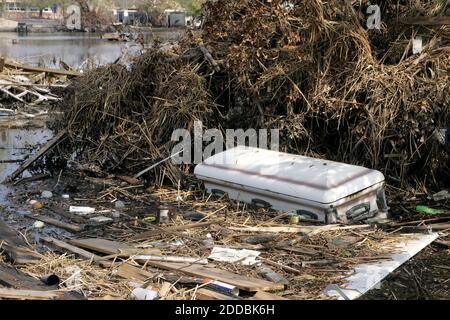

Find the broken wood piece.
[
  {"left": 69, "top": 238, "right": 136, "bottom": 255},
  {"left": 112, "top": 263, "right": 156, "bottom": 283},
  {"left": 116, "top": 175, "right": 142, "bottom": 186},
  {"left": 134, "top": 255, "right": 208, "bottom": 265},
  {"left": 0, "top": 86, "right": 25, "bottom": 103},
  {"left": 131, "top": 220, "right": 218, "bottom": 241},
  {"left": 144, "top": 261, "right": 284, "bottom": 292},
  {"left": 229, "top": 224, "right": 370, "bottom": 235},
  {"left": 402, "top": 223, "right": 450, "bottom": 232},
  {"left": 0, "top": 264, "right": 52, "bottom": 290},
  {"left": 260, "top": 258, "right": 303, "bottom": 275},
  {"left": 0, "top": 288, "right": 63, "bottom": 300},
  {"left": 41, "top": 237, "right": 156, "bottom": 282},
  {"left": 0, "top": 219, "right": 41, "bottom": 264},
  {"left": 41, "top": 236, "right": 101, "bottom": 262},
  {"left": 399, "top": 16, "right": 450, "bottom": 26},
  {"left": 161, "top": 274, "right": 203, "bottom": 285},
  {"left": 433, "top": 240, "right": 450, "bottom": 248},
  {"left": 257, "top": 264, "right": 289, "bottom": 285},
  {"left": 4, "top": 60, "right": 81, "bottom": 77},
  {"left": 27, "top": 215, "right": 84, "bottom": 233},
  {"left": 6, "top": 130, "right": 67, "bottom": 182},
  {"left": 158, "top": 281, "right": 172, "bottom": 299},
  {"left": 278, "top": 245, "right": 318, "bottom": 256},
  {"left": 199, "top": 45, "right": 221, "bottom": 71}
]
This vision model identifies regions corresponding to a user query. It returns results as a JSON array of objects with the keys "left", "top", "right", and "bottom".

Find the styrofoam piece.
[
  {"left": 324, "top": 233, "right": 439, "bottom": 300},
  {"left": 69, "top": 206, "right": 95, "bottom": 215},
  {"left": 131, "top": 288, "right": 158, "bottom": 300},
  {"left": 90, "top": 216, "right": 113, "bottom": 223}
]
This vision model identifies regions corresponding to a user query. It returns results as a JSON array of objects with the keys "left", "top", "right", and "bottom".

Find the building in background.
[
  {"left": 164, "top": 9, "right": 185, "bottom": 27},
  {"left": 113, "top": 8, "right": 142, "bottom": 25},
  {"left": 1, "top": 1, "right": 63, "bottom": 20}
]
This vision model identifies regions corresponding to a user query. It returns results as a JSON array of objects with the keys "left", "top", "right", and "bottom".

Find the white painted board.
[{"left": 324, "top": 233, "right": 439, "bottom": 300}]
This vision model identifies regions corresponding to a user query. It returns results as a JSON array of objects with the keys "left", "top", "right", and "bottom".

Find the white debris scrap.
[{"left": 208, "top": 247, "right": 261, "bottom": 266}]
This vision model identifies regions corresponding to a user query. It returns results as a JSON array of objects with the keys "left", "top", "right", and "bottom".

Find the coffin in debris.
[{"left": 194, "top": 146, "right": 388, "bottom": 224}]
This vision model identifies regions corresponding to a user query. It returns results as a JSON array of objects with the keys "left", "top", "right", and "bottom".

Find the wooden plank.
[
  {"left": 0, "top": 86, "right": 25, "bottom": 103},
  {"left": 278, "top": 246, "right": 318, "bottom": 256},
  {"left": 0, "top": 288, "right": 63, "bottom": 300},
  {"left": 145, "top": 261, "right": 284, "bottom": 292},
  {"left": 0, "top": 81, "right": 67, "bottom": 88},
  {"left": 434, "top": 240, "right": 450, "bottom": 248},
  {"left": 69, "top": 238, "right": 135, "bottom": 255},
  {"left": 42, "top": 237, "right": 155, "bottom": 282},
  {"left": 0, "top": 220, "right": 41, "bottom": 264},
  {"left": 399, "top": 16, "right": 450, "bottom": 26},
  {"left": 41, "top": 237, "right": 101, "bottom": 262},
  {"left": 248, "top": 291, "right": 290, "bottom": 300},
  {"left": 113, "top": 263, "right": 155, "bottom": 283},
  {"left": 134, "top": 255, "right": 208, "bottom": 265},
  {"left": 7, "top": 130, "right": 67, "bottom": 182},
  {"left": 229, "top": 224, "right": 370, "bottom": 235},
  {"left": 27, "top": 215, "right": 84, "bottom": 233},
  {"left": 195, "top": 288, "right": 239, "bottom": 300},
  {"left": 131, "top": 221, "right": 217, "bottom": 241},
  {"left": 4, "top": 60, "right": 81, "bottom": 77},
  {"left": 158, "top": 281, "right": 172, "bottom": 299}
]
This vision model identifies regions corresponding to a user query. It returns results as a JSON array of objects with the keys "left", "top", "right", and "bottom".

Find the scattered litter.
[
  {"left": 114, "top": 200, "right": 125, "bottom": 209},
  {"left": 208, "top": 247, "right": 261, "bottom": 266},
  {"left": 204, "top": 280, "right": 240, "bottom": 297},
  {"left": 416, "top": 206, "right": 444, "bottom": 216},
  {"left": 40, "top": 191, "right": 53, "bottom": 199},
  {"left": 32, "top": 201, "right": 43, "bottom": 210},
  {"left": 431, "top": 190, "right": 450, "bottom": 202},
  {"left": 69, "top": 206, "right": 96, "bottom": 215},
  {"left": 33, "top": 221, "right": 45, "bottom": 229},
  {"left": 131, "top": 288, "right": 158, "bottom": 301},
  {"left": 89, "top": 216, "right": 114, "bottom": 224}
]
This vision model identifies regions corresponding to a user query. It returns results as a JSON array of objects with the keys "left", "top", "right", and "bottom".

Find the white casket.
[{"left": 194, "top": 146, "right": 388, "bottom": 224}]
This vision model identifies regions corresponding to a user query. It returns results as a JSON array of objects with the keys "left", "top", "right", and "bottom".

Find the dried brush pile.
[
  {"left": 60, "top": 49, "right": 216, "bottom": 184},
  {"left": 198, "top": 0, "right": 450, "bottom": 187},
  {"left": 60, "top": 0, "right": 449, "bottom": 188}
]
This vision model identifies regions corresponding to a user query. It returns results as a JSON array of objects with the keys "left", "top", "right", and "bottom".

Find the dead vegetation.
[{"left": 54, "top": 0, "right": 450, "bottom": 189}]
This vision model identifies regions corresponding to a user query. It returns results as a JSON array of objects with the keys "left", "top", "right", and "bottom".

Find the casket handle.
[{"left": 252, "top": 198, "right": 272, "bottom": 208}]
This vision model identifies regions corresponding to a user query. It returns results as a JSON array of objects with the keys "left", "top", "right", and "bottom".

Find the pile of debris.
[
  {"left": 0, "top": 58, "right": 77, "bottom": 108},
  {"left": 0, "top": 170, "right": 446, "bottom": 300},
  {"left": 55, "top": 0, "right": 450, "bottom": 189},
  {"left": 198, "top": 0, "right": 450, "bottom": 187}
]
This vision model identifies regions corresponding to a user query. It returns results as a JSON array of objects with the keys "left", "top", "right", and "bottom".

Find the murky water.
[
  {"left": 0, "top": 32, "right": 134, "bottom": 68},
  {"left": 0, "top": 126, "right": 53, "bottom": 184},
  {"left": 0, "top": 30, "right": 183, "bottom": 68}
]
